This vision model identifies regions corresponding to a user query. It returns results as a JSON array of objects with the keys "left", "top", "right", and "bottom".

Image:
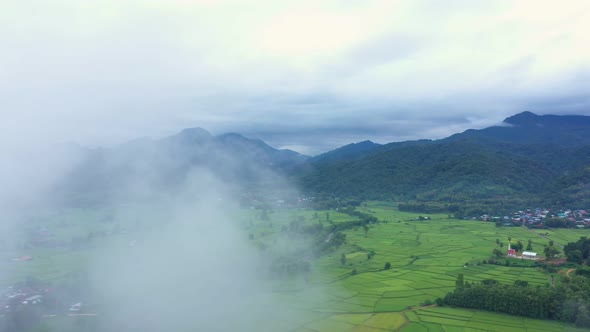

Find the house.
[
  {"left": 22, "top": 295, "right": 42, "bottom": 305},
  {"left": 522, "top": 251, "right": 538, "bottom": 260},
  {"left": 507, "top": 242, "right": 516, "bottom": 256},
  {"left": 12, "top": 256, "right": 33, "bottom": 262}
]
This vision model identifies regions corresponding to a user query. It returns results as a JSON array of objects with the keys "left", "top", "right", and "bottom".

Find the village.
[
  {"left": 478, "top": 208, "right": 590, "bottom": 228},
  {"left": 0, "top": 277, "right": 92, "bottom": 331}
]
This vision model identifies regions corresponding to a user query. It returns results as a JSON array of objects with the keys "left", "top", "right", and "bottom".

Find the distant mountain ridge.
[
  {"left": 56, "top": 128, "right": 308, "bottom": 205},
  {"left": 446, "top": 111, "right": 590, "bottom": 147},
  {"left": 311, "top": 140, "right": 381, "bottom": 164},
  {"left": 296, "top": 111, "right": 590, "bottom": 206},
  {"left": 55, "top": 112, "right": 590, "bottom": 207}
]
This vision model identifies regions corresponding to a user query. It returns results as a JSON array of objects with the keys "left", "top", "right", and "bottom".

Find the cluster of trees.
[
  {"left": 266, "top": 204, "right": 385, "bottom": 278},
  {"left": 440, "top": 273, "right": 590, "bottom": 327},
  {"left": 544, "top": 218, "right": 579, "bottom": 229},
  {"left": 339, "top": 206, "right": 378, "bottom": 224},
  {"left": 564, "top": 237, "right": 590, "bottom": 264},
  {"left": 307, "top": 197, "right": 362, "bottom": 211},
  {"left": 398, "top": 203, "right": 455, "bottom": 214},
  {"left": 269, "top": 258, "right": 311, "bottom": 277},
  {"left": 278, "top": 216, "right": 347, "bottom": 258},
  {"left": 544, "top": 242, "right": 561, "bottom": 259}
]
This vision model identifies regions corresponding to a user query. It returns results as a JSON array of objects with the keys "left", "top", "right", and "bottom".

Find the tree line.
[
  {"left": 440, "top": 272, "right": 590, "bottom": 327},
  {"left": 564, "top": 236, "right": 590, "bottom": 264}
]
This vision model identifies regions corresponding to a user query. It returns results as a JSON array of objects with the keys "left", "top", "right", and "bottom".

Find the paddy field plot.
[{"left": 7, "top": 203, "right": 590, "bottom": 331}]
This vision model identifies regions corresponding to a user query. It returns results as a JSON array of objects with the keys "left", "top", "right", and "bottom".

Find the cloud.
[{"left": 1, "top": 0, "right": 589, "bottom": 154}]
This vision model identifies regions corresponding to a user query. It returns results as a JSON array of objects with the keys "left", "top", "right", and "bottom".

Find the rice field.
[
  {"left": 6, "top": 202, "right": 590, "bottom": 331},
  {"left": 297, "top": 306, "right": 587, "bottom": 332},
  {"left": 277, "top": 201, "right": 589, "bottom": 331}
]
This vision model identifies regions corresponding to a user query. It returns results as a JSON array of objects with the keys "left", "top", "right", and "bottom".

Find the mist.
[
  {"left": 0, "top": 133, "right": 324, "bottom": 331},
  {"left": 90, "top": 171, "right": 293, "bottom": 331}
]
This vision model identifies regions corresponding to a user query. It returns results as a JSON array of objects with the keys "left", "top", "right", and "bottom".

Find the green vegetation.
[
  {"left": 564, "top": 237, "right": 590, "bottom": 264},
  {"left": 442, "top": 273, "right": 590, "bottom": 328},
  {"left": 297, "top": 113, "right": 590, "bottom": 207},
  {"left": 6, "top": 202, "right": 590, "bottom": 331}
]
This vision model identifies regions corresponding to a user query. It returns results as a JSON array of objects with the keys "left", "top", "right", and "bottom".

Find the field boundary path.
[{"left": 523, "top": 226, "right": 564, "bottom": 248}]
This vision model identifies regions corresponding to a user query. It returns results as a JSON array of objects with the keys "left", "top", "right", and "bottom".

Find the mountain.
[
  {"left": 311, "top": 140, "right": 381, "bottom": 164},
  {"left": 446, "top": 111, "right": 590, "bottom": 147},
  {"left": 296, "top": 112, "right": 590, "bottom": 205},
  {"left": 54, "top": 111, "right": 590, "bottom": 207},
  {"left": 56, "top": 128, "right": 308, "bottom": 205}
]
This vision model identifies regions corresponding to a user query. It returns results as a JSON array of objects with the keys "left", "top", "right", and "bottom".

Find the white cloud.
[{"left": 1, "top": 0, "right": 589, "bottom": 153}]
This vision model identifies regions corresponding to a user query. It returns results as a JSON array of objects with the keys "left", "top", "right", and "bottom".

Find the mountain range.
[
  {"left": 299, "top": 111, "right": 590, "bottom": 207},
  {"left": 55, "top": 111, "right": 590, "bottom": 208}
]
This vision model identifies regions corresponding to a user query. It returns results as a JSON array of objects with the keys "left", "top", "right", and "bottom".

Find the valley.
[{"left": 3, "top": 202, "right": 590, "bottom": 331}]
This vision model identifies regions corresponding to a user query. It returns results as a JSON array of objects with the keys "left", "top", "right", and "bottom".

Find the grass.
[{"left": 7, "top": 201, "right": 590, "bottom": 331}]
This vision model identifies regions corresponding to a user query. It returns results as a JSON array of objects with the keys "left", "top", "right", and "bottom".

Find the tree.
[
  {"left": 515, "top": 240, "right": 524, "bottom": 252},
  {"left": 576, "top": 305, "right": 590, "bottom": 328},
  {"left": 499, "top": 242, "right": 504, "bottom": 248},
  {"left": 526, "top": 239, "right": 533, "bottom": 251},
  {"left": 575, "top": 266, "right": 590, "bottom": 278},
  {"left": 481, "top": 279, "right": 497, "bottom": 285},
  {"left": 384, "top": 262, "right": 391, "bottom": 270},
  {"left": 567, "top": 249, "right": 583, "bottom": 264},
  {"left": 340, "top": 253, "right": 346, "bottom": 265},
  {"left": 493, "top": 248, "right": 503, "bottom": 257},
  {"left": 544, "top": 245, "right": 560, "bottom": 260},
  {"left": 363, "top": 224, "right": 369, "bottom": 237},
  {"left": 455, "top": 273, "right": 465, "bottom": 289},
  {"left": 496, "top": 239, "right": 500, "bottom": 247}
]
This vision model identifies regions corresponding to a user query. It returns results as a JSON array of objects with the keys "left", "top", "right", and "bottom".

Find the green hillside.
[{"left": 296, "top": 112, "right": 590, "bottom": 205}]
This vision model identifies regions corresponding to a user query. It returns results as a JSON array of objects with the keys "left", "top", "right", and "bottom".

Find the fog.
[
  {"left": 0, "top": 135, "right": 323, "bottom": 331},
  {"left": 90, "top": 171, "right": 294, "bottom": 331}
]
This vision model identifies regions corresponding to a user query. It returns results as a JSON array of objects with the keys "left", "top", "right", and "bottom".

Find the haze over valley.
[{"left": 2, "top": 1, "right": 590, "bottom": 331}]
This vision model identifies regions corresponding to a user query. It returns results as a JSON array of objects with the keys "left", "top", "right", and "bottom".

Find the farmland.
[
  {"left": 246, "top": 201, "right": 590, "bottom": 331},
  {"left": 4, "top": 202, "right": 590, "bottom": 331}
]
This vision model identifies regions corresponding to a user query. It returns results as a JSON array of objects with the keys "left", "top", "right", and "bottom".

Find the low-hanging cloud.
[
  {"left": 1, "top": 0, "right": 589, "bottom": 154},
  {"left": 0, "top": 130, "right": 320, "bottom": 331}
]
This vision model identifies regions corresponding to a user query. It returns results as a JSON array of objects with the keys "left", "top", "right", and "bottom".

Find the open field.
[
  {"left": 4, "top": 202, "right": 590, "bottom": 331},
  {"left": 297, "top": 306, "right": 588, "bottom": 332}
]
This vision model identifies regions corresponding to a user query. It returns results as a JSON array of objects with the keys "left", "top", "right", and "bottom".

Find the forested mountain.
[
  {"left": 446, "top": 111, "right": 590, "bottom": 147},
  {"left": 53, "top": 112, "right": 590, "bottom": 207},
  {"left": 310, "top": 140, "right": 381, "bottom": 164},
  {"left": 56, "top": 128, "right": 308, "bottom": 205},
  {"left": 295, "top": 112, "right": 590, "bottom": 205}
]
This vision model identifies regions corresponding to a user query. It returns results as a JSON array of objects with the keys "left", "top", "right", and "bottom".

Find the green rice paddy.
[
  {"left": 7, "top": 201, "right": 590, "bottom": 331},
  {"left": 258, "top": 201, "right": 590, "bottom": 331}
]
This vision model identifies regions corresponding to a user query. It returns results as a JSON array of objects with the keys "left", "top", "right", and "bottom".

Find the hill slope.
[
  {"left": 57, "top": 128, "right": 308, "bottom": 205},
  {"left": 296, "top": 112, "right": 590, "bottom": 204}
]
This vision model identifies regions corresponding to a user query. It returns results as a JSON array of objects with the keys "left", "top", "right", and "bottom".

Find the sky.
[{"left": 2, "top": 0, "right": 590, "bottom": 155}]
